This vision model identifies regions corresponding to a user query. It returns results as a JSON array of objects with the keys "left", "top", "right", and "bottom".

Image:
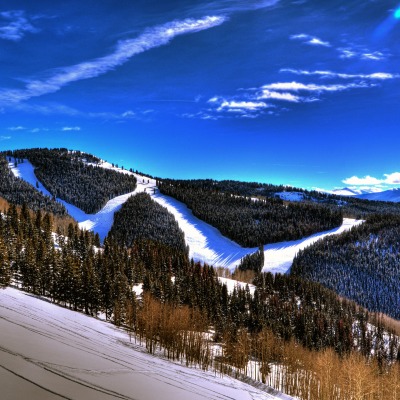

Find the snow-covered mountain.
[
  {"left": 9, "top": 158, "right": 362, "bottom": 273},
  {"left": 330, "top": 187, "right": 400, "bottom": 202},
  {"left": 0, "top": 287, "right": 287, "bottom": 400},
  {"left": 355, "top": 188, "right": 400, "bottom": 203}
]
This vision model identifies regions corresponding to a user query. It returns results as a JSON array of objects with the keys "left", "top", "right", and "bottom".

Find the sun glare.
[{"left": 395, "top": 8, "right": 400, "bottom": 19}]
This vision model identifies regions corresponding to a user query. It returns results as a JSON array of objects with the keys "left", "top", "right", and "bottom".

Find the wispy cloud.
[
  {"left": 13, "top": 101, "right": 155, "bottom": 121},
  {"left": 0, "top": 10, "right": 38, "bottom": 41},
  {"left": 7, "top": 125, "right": 25, "bottom": 131},
  {"left": 217, "top": 100, "right": 269, "bottom": 112},
  {"left": 0, "top": 135, "right": 11, "bottom": 141},
  {"left": 205, "top": 77, "right": 376, "bottom": 119},
  {"left": 62, "top": 126, "right": 81, "bottom": 131},
  {"left": 0, "top": 16, "right": 226, "bottom": 106},
  {"left": 338, "top": 47, "right": 388, "bottom": 62},
  {"left": 280, "top": 69, "right": 399, "bottom": 80},
  {"left": 256, "top": 89, "right": 301, "bottom": 102},
  {"left": 362, "top": 52, "right": 385, "bottom": 61},
  {"left": 262, "top": 81, "right": 371, "bottom": 92},
  {"left": 343, "top": 172, "right": 400, "bottom": 186},
  {"left": 290, "top": 33, "right": 331, "bottom": 47}
]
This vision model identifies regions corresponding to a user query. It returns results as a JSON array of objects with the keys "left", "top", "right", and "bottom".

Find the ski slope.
[
  {"left": 9, "top": 158, "right": 362, "bottom": 272},
  {"left": 0, "top": 287, "right": 289, "bottom": 400}
]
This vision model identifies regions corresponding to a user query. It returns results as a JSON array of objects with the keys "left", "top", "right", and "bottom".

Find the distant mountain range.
[{"left": 331, "top": 187, "right": 400, "bottom": 202}]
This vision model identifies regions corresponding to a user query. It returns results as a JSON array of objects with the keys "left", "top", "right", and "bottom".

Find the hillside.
[
  {"left": 292, "top": 214, "right": 400, "bottom": 319},
  {"left": 0, "top": 154, "right": 67, "bottom": 216},
  {"left": 0, "top": 287, "right": 283, "bottom": 400},
  {"left": 2, "top": 148, "right": 400, "bottom": 399},
  {"left": 8, "top": 152, "right": 361, "bottom": 271},
  {"left": 7, "top": 149, "right": 137, "bottom": 214},
  {"left": 158, "top": 179, "right": 343, "bottom": 247}
]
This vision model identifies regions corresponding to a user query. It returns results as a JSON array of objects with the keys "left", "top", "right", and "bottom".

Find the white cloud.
[
  {"left": 384, "top": 172, "right": 400, "bottom": 184},
  {"left": 343, "top": 175, "right": 383, "bottom": 186},
  {"left": 217, "top": 100, "right": 268, "bottom": 112},
  {"left": 121, "top": 110, "right": 136, "bottom": 118},
  {"left": 339, "top": 48, "right": 357, "bottom": 59},
  {"left": 343, "top": 173, "right": 400, "bottom": 186},
  {"left": 256, "top": 89, "right": 301, "bottom": 102},
  {"left": 362, "top": 52, "right": 385, "bottom": 61},
  {"left": 0, "top": 15, "right": 226, "bottom": 106},
  {"left": 290, "top": 33, "right": 330, "bottom": 47},
  {"left": 339, "top": 47, "right": 388, "bottom": 62},
  {"left": 7, "top": 125, "right": 25, "bottom": 131},
  {"left": 0, "top": 135, "right": 11, "bottom": 140},
  {"left": 308, "top": 38, "right": 330, "bottom": 47},
  {"left": 0, "top": 10, "right": 38, "bottom": 41},
  {"left": 262, "top": 81, "right": 370, "bottom": 92},
  {"left": 62, "top": 126, "right": 81, "bottom": 131},
  {"left": 280, "top": 68, "right": 399, "bottom": 80}
]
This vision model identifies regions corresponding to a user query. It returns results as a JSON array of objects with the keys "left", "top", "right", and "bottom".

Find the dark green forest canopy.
[
  {"left": 7, "top": 148, "right": 137, "bottom": 214},
  {"left": 158, "top": 179, "right": 343, "bottom": 247},
  {"left": 292, "top": 214, "right": 400, "bottom": 320},
  {"left": 109, "top": 192, "right": 187, "bottom": 252},
  {"left": 0, "top": 203, "right": 396, "bottom": 362},
  {"left": 0, "top": 153, "right": 67, "bottom": 216},
  {"left": 158, "top": 178, "right": 400, "bottom": 219}
]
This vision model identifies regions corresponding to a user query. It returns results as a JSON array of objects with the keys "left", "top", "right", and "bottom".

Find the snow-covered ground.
[
  {"left": 9, "top": 158, "right": 362, "bottom": 272},
  {"left": 218, "top": 277, "right": 256, "bottom": 296},
  {"left": 274, "top": 192, "right": 305, "bottom": 202},
  {"left": 0, "top": 287, "right": 288, "bottom": 400}
]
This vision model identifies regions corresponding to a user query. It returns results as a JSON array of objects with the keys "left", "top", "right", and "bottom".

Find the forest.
[
  {"left": 2, "top": 148, "right": 400, "bottom": 398},
  {"left": 158, "top": 179, "right": 343, "bottom": 247},
  {"left": 108, "top": 192, "right": 187, "bottom": 252},
  {"left": 160, "top": 178, "right": 400, "bottom": 219},
  {"left": 292, "top": 213, "right": 400, "bottom": 319},
  {"left": 0, "top": 153, "right": 68, "bottom": 216},
  {"left": 6, "top": 148, "right": 137, "bottom": 214},
  {"left": 0, "top": 200, "right": 400, "bottom": 398}
]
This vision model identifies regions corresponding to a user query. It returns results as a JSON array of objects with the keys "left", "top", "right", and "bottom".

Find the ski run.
[{"left": 9, "top": 158, "right": 362, "bottom": 273}]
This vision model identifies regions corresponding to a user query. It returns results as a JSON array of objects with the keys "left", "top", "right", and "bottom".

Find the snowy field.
[
  {"left": 9, "top": 158, "right": 362, "bottom": 272},
  {"left": 0, "top": 287, "right": 287, "bottom": 400}
]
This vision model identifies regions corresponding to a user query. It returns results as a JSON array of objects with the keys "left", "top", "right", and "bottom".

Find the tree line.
[
  {"left": 292, "top": 213, "right": 400, "bottom": 320},
  {"left": 8, "top": 148, "right": 137, "bottom": 214},
  {"left": 0, "top": 153, "right": 68, "bottom": 216},
  {"left": 108, "top": 192, "right": 187, "bottom": 252},
  {"left": 158, "top": 179, "right": 343, "bottom": 247},
  {"left": 1, "top": 202, "right": 400, "bottom": 398},
  {"left": 157, "top": 178, "right": 400, "bottom": 219}
]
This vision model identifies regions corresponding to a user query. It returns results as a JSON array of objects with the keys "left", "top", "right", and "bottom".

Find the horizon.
[{"left": 1, "top": 0, "right": 400, "bottom": 192}]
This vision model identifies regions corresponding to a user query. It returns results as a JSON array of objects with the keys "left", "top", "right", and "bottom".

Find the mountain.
[
  {"left": 330, "top": 187, "right": 377, "bottom": 196},
  {"left": 356, "top": 188, "right": 400, "bottom": 203},
  {"left": 1, "top": 148, "right": 400, "bottom": 399},
  {"left": 330, "top": 187, "right": 400, "bottom": 202}
]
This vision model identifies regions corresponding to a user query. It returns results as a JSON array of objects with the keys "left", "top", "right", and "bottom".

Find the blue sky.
[{"left": 1, "top": 0, "right": 400, "bottom": 191}]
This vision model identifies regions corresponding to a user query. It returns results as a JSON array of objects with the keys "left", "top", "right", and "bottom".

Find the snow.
[
  {"left": 275, "top": 192, "right": 305, "bottom": 202},
  {"left": 0, "top": 287, "right": 285, "bottom": 400},
  {"left": 261, "top": 218, "right": 363, "bottom": 274},
  {"left": 9, "top": 158, "right": 362, "bottom": 273},
  {"left": 321, "top": 186, "right": 400, "bottom": 202},
  {"left": 218, "top": 277, "right": 256, "bottom": 296},
  {"left": 356, "top": 188, "right": 400, "bottom": 203}
]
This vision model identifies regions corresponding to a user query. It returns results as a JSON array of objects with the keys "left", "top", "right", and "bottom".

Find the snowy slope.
[
  {"left": 355, "top": 188, "right": 400, "bottom": 203},
  {"left": 9, "top": 158, "right": 362, "bottom": 272},
  {"left": 0, "top": 287, "right": 288, "bottom": 400},
  {"left": 275, "top": 192, "right": 305, "bottom": 202}
]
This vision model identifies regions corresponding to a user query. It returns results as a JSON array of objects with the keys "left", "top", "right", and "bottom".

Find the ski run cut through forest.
[{"left": 9, "top": 157, "right": 362, "bottom": 273}]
